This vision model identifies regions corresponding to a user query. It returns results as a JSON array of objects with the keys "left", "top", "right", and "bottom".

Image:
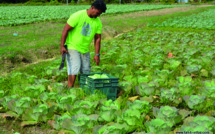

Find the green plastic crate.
[{"left": 80, "top": 73, "right": 119, "bottom": 100}]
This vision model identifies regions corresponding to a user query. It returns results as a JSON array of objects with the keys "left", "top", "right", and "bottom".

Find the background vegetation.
[{"left": 1, "top": 0, "right": 215, "bottom": 5}]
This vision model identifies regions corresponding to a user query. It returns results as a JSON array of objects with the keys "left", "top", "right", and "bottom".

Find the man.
[{"left": 60, "top": 0, "right": 107, "bottom": 88}]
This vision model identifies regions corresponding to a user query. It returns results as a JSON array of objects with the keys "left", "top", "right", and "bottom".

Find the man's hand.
[
  {"left": 93, "top": 55, "right": 100, "bottom": 66},
  {"left": 60, "top": 23, "right": 73, "bottom": 55},
  {"left": 61, "top": 46, "right": 68, "bottom": 56}
]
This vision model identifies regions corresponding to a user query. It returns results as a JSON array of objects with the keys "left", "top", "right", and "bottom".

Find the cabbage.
[{"left": 88, "top": 74, "right": 109, "bottom": 79}]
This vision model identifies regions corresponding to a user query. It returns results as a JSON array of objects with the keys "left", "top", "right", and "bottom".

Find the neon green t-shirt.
[{"left": 65, "top": 10, "right": 102, "bottom": 54}]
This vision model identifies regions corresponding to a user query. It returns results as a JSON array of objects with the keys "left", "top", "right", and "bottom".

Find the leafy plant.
[
  {"left": 145, "top": 118, "right": 172, "bottom": 134},
  {"left": 181, "top": 115, "right": 215, "bottom": 133},
  {"left": 7, "top": 97, "right": 32, "bottom": 115},
  {"left": 153, "top": 106, "right": 182, "bottom": 127},
  {"left": 136, "top": 81, "right": 157, "bottom": 96},
  {"left": 160, "top": 88, "right": 181, "bottom": 105},
  {"left": 201, "top": 80, "right": 215, "bottom": 99},
  {"left": 117, "top": 109, "right": 145, "bottom": 133},
  {"left": 22, "top": 104, "right": 55, "bottom": 122},
  {"left": 23, "top": 84, "right": 46, "bottom": 98},
  {"left": 62, "top": 114, "right": 99, "bottom": 133},
  {"left": 53, "top": 115, "right": 71, "bottom": 130},
  {"left": 127, "top": 100, "right": 152, "bottom": 114},
  {"left": 0, "top": 90, "right": 4, "bottom": 99},
  {"left": 98, "top": 100, "right": 120, "bottom": 122},
  {"left": 66, "top": 100, "right": 98, "bottom": 116},
  {"left": 183, "top": 95, "right": 207, "bottom": 111},
  {"left": 97, "top": 123, "right": 127, "bottom": 134},
  {"left": 0, "top": 95, "right": 18, "bottom": 109},
  {"left": 176, "top": 76, "right": 194, "bottom": 96}
]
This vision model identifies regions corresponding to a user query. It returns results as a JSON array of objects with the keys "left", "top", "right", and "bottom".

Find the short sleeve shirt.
[{"left": 65, "top": 10, "right": 102, "bottom": 54}]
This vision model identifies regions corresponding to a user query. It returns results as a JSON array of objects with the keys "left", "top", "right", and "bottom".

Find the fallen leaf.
[
  {"left": 21, "top": 121, "right": 38, "bottom": 127},
  {"left": 2, "top": 111, "right": 18, "bottom": 118},
  {"left": 145, "top": 115, "right": 150, "bottom": 121},
  {"left": 128, "top": 96, "right": 139, "bottom": 102},
  {"left": 153, "top": 95, "right": 160, "bottom": 99},
  {"left": 191, "top": 74, "right": 197, "bottom": 78},
  {"left": 47, "top": 120, "right": 55, "bottom": 128}
]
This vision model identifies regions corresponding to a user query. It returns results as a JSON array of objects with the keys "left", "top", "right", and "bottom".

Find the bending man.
[{"left": 60, "top": 0, "right": 107, "bottom": 88}]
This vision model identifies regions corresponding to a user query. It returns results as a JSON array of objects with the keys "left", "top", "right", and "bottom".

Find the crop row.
[
  {"left": 0, "top": 29, "right": 214, "bottom": 133},
  {"left": 0, "top": 5, "right": 190, "bottom": 26},
  {"left": 147, "top": 8, "right": 215, "bottom": 29}
]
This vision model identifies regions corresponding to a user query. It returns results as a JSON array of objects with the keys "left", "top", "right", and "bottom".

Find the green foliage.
[
  {"left": 7, "top": 97, "right": 32, "bottom": 115},
  {"left": 22, "top": 104, "right": 55, "bottom": 122},
  {"left": 66, "top": 100, "right": 98, "bottom": 116},
  {"left": 148, "top": 9, "right": 215, "bottom": 29},
  {"left": 153, "top": 106, "right": 182, "bottom": 127},
  {"left": 97, "top": 123, "right": 127, "bottom": 134},
  {"left": 127, "top": 100, "right": 152, "bottom": 114},
  {"left": 176, "top": 76, "right": 194, "bottom": 96},
  {"left": 0, "top": 5, "right": 190, "bottom": 26},
  {"left": 0, "top": 90, "right": 4, "bottom": 99},
  {"left": 181, "top": 115, "right": 215, "bottom": 133},
  {"left": 62, "top": 114, "right": 99, "bottom": 133},
  {"left": 145, "top": 118, "right": 172, "bottom": 134},
  {"left": 98, "top": 100, "right": 120, "bottom": 122},
  {"left": 160, "top": 88, "right": 181, "bottom": 105},
  {"left": 160, "top": 0, "right": 176, "bottom": 5},
  {"left": 201, "top": 80, "right": 215, "bottom": 99},
  {"left": 183, "top": 95, "right": 210, "bottom": 111},
  {"left": 118, "top": 108, "right": 146, "bottom": 132},
  {"left": 136, "top": 81, "right": 157, "bottom": 96},
  {"left": 53, "top": 115, "right": 71, "bottom": 130}
]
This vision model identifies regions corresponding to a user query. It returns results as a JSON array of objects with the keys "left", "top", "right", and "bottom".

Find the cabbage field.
[
  {"left": 147, "top": 8, "right": 215, "bottom": 29},
  {"left": 0, "top": 5, "right": 215, "bottom": 134},
  {"left": 0, "top": 4, "right": 190, "bottom": 26}
]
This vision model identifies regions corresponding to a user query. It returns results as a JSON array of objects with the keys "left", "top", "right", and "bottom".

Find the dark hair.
[{"left": 91, "top": 0, "right": 107, "bottom": 13}]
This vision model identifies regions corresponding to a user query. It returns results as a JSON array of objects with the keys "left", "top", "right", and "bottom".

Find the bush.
[
  {"left": 49, "top": 0, "right": 60, "bottom": 5},
  {"left": 160, "top": 0, "right": 176, "bottom": 4}
]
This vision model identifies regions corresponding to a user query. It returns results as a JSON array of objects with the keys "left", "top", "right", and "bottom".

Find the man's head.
[{"left": 89, "top": 0, "right": 107, "bottom": 18}]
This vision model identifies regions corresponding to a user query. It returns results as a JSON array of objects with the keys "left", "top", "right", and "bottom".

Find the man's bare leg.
[{"left": 68, "top": 75, "right": 76, "bottom": 87}]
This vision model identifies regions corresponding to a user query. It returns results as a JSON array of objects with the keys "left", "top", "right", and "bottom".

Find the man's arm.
[
  {"left": 60, "top": 23, "right": 73, "bottom": 55},
  {"left": 93, "top": 33, "right": 101, "bottom": 66}
]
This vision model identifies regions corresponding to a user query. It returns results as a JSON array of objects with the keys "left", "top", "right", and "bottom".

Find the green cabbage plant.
[
  {"left": 97, "top": 123, "right": 127, "bottom": 134},
  {"left": 183, "top": 95, "right": 206, "bottom": 111},
  {"left": 160, "top": 88, "right": 181, "bottom": 105},
  {"left": 62, "top": 113, "right": 99, "bottom": 134},
  {"left": 176, "top": 76, "right": 194, "bottom": 96},
  {"left": 66, "top": 100, "right": 98, "bottom": 116},
  {"left": 117, "top": 109, "right": 144, "bottom": 133},
  {"left": 7, "top": 97, "right": 32, "bottom": 115},
  {"left": 153, "top": 106, "right": 182, "bottom": 127},
  {"left": 145, "top": 118, "right": 172, "bottom": 134},
  {"left": 181, "top": 115, "right": 215, "bottom": 133},
  {"left": 127, "top": 100, "right": 152, "bottom": 114},
  {"left": 201, "top": 80, "right": 215, "bottom": 99},
  {"left": 98, "top": 99, "right": 120, "bottom": 122}
]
